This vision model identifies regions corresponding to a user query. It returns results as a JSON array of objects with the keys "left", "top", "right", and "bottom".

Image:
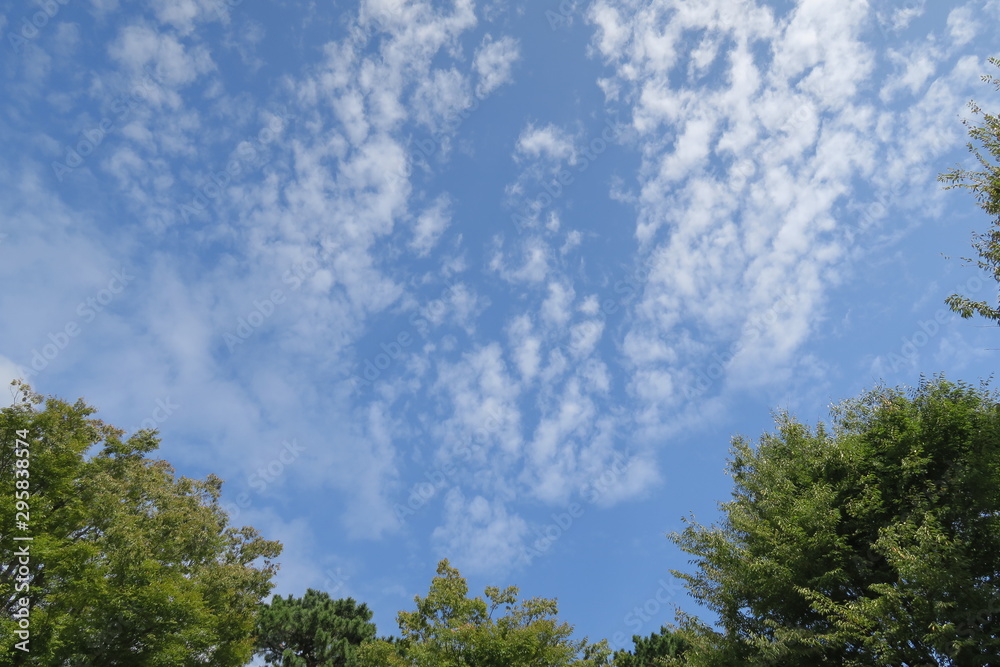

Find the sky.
[{"left": 1, "top": 0, "right": 999, "bottom": 655}]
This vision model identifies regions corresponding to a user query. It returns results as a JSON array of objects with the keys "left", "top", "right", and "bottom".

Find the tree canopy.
[
  {"left": 668, "top": 376, "right": 1000, "bottom": 665},
  {"left": 0, "top": 381, "right": 282, "bottom": 665},
  {"left": 357, "top": 559, "right": 612, "bottom": 667},
  {"left": 940, "top": 57, "right": 1000, "bottom": 323},
  {"left": 612, "top": 626, "right": 691, "bottom": 666},
  {"left": 255, "top": 590, "right": 376, "bottom": 666}
]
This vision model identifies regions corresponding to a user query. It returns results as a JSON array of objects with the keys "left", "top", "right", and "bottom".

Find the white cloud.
[
  {"left": 586, "top": 451, "right": 660, "bottom": 507},
  {"left": 884, "top": 0, "right": 926, "bottom": 32},
  {"left": 89, "top": 0, "right": 122, "bottom": 14},
  {"left": 589, "top": 4, "right": 629, "bottom": 60},
  {"left": 880, "top": 46, "right": 940, "bottom": 102},
  {"left": 947, "top": 5, "right": 978, "bottom": 46},
  {"left": 412, "top": 67, "right": 472, "bottom": 132},
  {"left": 432, "top": 343, "right": 523, "bottom": 464},
  {"left": 332, "top": 90, "right": 370, "bottom": 146},
  {"left": 108, "top": 24, "right": 215, "bottom": 87},
  {"left": 490, "top": 235, "right": 551, "bottom": 284},
  {"left": 10, "top": 0, "right": 994, "bottom": 589},
  {"left": 541, "top": 281, "right": 575, "bottom": 327},
  {"left": 410, "top": 195, "right": 452, "bottom": 256},
  {"left": 560, "top": 229, "right": 583, "bottom": 255},
  {"left": 586, "top": 0, "right": 982, "bottom": 442},
  {"left": 433, "top": 489, "right": 529, "bottom": 574},
  {"left": 515, "top": 123, "right": 577, "bottom": 165},
  {"left": 527, "top": 379, "right": 593, "bottom": 465},
  {"left": 579, "top": 294, "right": 600, "bottom": 315},
  {"left": 338, "top": 402, "right": 403, "bottom": 539},
  {"left": 150, "top": 0, "right": 228, "bottom": 34},
  {"left": 567, "top": 320, "right": 603, "bottom": 358},
  {"left": 474, "top": 34, "right": 520, "bottom": 97},
  {"left": 20, "top": 0, "right": 502, "bottom": 555},
  {"left": 507, "top": 315, "right": 541, "bottom": 383},
  {"left": 655, "top": 115, "right": 713, "bottom": 182}
]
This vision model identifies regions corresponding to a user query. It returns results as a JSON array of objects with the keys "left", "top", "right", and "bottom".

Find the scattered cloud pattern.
[{"left": 2, "top": 0, "right": 998, "bottom": 645}]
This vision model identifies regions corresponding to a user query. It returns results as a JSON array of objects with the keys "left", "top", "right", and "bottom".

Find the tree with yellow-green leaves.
[
  {"left": 0, "top": 381, "right": 282, "bottom": 666},
  {"left": 358, "top": 559, "right": 612, "bottom": 667}
]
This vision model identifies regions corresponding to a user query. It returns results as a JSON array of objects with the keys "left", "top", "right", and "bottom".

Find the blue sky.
[{"left": 2, "top": 0, "right": 999, "bottom": 654}]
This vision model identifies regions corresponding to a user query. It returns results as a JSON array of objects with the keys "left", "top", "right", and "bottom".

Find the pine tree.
[{"left": 255, "top": 590, "right": 376, "bottom": 667}]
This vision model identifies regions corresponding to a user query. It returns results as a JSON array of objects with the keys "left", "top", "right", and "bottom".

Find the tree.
[
  {"left": 612, "top": 625, "right": 691, "bottom": 666},
  {"left": 357, "top": 559, "right": 612, "bottom": 666},
  {"left": 668, "top": 376, "right": 1000, "bottom": 665},
  {"left": 939, "top": 57, "right": 1000, "bottom": 323},
  {"left": 255, "top": 590, "right": 376, "bottom": 666},
  {"left": 0, "top": 381, "right": 282, "bottom": 665}
]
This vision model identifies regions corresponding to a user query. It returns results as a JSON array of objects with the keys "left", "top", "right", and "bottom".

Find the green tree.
[
  {"left": 255, "top": 590, "right": 376, "bottom": 666},
  {"left": 0, "top": 381, "right": 282, "bottom": 665},
  {"left": 668, "top": 376, "right": 1000, "bottom": 665},
  {"left": 612, "top": 625, "right": 691, "bottom": 666},
  {"left": 357, "top": 559, "right": 611, "bottom": 667},
  {"left": 940, "top": 57, "right": 1000, "bottom": 322}
]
